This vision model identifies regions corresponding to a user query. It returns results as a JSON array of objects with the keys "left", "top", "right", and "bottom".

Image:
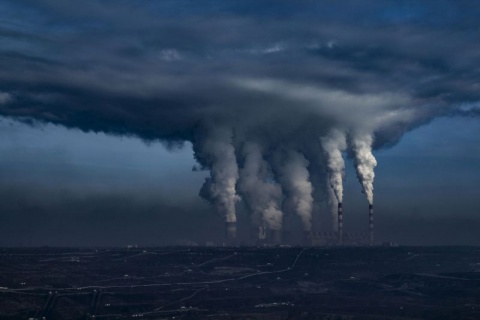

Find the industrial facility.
[{"left": 232, "top": 203, "right": 378, "bottom": 247}]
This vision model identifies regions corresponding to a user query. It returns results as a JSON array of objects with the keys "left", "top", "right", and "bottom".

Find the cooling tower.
[
  {"left": 303, "top": 231, "right": 312, "bottom": 246},
  {"left": 282, "top": 230, "right": 292, "bottom": 244},
  {"left": 258, "top": 225, "right": 267, "bottom": 241},
  {"left": 337, "top": 202, "right": 343, "bottom": 244},
  {"left": 225, "top": 221, "right": 237, "bottom": 244},
  {"left": 369, "top": 204, "right": 374, "bottom": 245},
  {"left": 270, "top": 229, "right": 282, "bottom": 245}
]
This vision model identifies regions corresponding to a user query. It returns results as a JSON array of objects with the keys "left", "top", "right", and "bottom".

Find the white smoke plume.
[
  {"left": 239, "top": 142, "right": 283, "bottom": 230},
  {"left": 351, "top": 132, "right": 377, "bottom": 205},
  {"left": 321, "top": 129, "right": 347, "bottom": 203},
  {"left": 276, "top": 150, "right": 314, "bottom": 231},
  {"left": 197, "top": 127, "right": 240, "bottom": 222}
]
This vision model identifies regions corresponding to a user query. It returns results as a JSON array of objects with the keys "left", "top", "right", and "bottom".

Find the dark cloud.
[{"left": 0, "top": 1, "right": 478, "bottom": 142}]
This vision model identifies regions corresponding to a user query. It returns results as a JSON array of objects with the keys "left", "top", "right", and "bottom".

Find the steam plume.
[
  {"left": 196, "top": 127, "right": 240, "bottom": 222},
  {"left": 276, "top": 150, "right": 314, "bottom": 231},
  {"left": 351, "top": 132, "right": 377, "bottom": 205},
  {"left": 239, "top": 142, "right": 283, "bottom": 230},
  {"left": 321, "top": 129, "right": 347, "bottom": 203}
]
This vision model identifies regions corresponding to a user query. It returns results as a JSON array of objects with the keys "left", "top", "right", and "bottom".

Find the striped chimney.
[
  {"left": 338, "top": 203, "right": 343, "bottom": 244},
  {"left": 369, "top": 204, "right": 374, "bottom": 245}
]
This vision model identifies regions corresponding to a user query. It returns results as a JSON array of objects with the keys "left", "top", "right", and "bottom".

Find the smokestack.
[
  {"left": 270, "top": 229, "right": 282, "bottom": 245},
  {"left": 337, "top": 203, "right": 343, "bottom": 244},
  {"left": 225, "top": 222, "right": 237, "bottom": 244},
  {"left": 369, "top": 204, "right": 374, "bottom": 245}
]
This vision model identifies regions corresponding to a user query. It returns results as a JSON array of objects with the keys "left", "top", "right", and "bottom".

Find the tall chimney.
[
  {"left": 337, "top": 203, "right": 343, "bottom": 244},
  {"left": 225, "top": 222, "right": 237, "bottom": 245},
  {"left": 369, "top": 204, "right": 374, "bottom": 245}
]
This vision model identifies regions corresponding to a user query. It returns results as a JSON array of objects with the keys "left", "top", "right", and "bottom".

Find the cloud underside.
[{"left": 0, "top": 1, "right": 478, "bottom": 145}]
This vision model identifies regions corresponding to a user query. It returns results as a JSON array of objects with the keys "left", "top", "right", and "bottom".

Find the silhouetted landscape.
[{"left": 2, "top": 246, "right": 480, "bottom": 319}]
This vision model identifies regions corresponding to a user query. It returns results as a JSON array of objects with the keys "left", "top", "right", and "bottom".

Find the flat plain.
[{"left": 1, "top": 246, "right": 480, "bottom": 319}]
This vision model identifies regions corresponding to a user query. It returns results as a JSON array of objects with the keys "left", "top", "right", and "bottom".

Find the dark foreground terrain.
[{"left": 1, "top": 246, "right": 480, "bottom": 319}]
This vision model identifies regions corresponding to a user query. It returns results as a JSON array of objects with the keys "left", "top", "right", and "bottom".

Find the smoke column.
[
  {"left": 197, "top": 127, "right": 240, "bottom": 222},
  {"left": 276, "top": 150, "right": 314, "bottom": 232},
  {"left": 351, "top": 132, "right": 377, "bottom": 204},
  {"left": 239, "top": 142, "right": 283, "bottom": 230},
  {"left": 321, "top": 128, "right": 347, "bottom": 202}
]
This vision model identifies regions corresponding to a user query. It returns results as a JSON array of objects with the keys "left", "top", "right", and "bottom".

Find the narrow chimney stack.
[
  {"left": 369, "top": 204, "right": 374, "bottom": 245},
  {"left": 338, "top": 203, "right": 343, "bottom": 244}
]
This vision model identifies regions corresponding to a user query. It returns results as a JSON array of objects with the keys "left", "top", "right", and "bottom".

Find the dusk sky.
[{"left": 0, "top": 1, "right": 479, "bottom": 246}]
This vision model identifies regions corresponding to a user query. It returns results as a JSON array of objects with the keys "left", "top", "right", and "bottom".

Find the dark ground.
[{"left": 1, "top": 246, "right": 480, "bottom": 319}]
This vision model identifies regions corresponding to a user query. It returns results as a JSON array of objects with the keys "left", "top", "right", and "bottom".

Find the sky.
[{"left": 0, "top": 1, "right": 479, "bottom": 246}]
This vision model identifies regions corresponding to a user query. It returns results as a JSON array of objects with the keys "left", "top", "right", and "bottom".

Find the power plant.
[
  {"left": 310, "top": 203, "right": 376, "bottom": 246},
  {"left": 255, "top": 225, "right": 283, "bottom": 245},
  {"left": 243, "top": 202, "right": 377, "bottom": 247}
]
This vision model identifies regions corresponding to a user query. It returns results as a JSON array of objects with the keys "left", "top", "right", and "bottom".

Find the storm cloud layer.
[{"left": 1, "top": 1, "right": 480, "bottom": 233}]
